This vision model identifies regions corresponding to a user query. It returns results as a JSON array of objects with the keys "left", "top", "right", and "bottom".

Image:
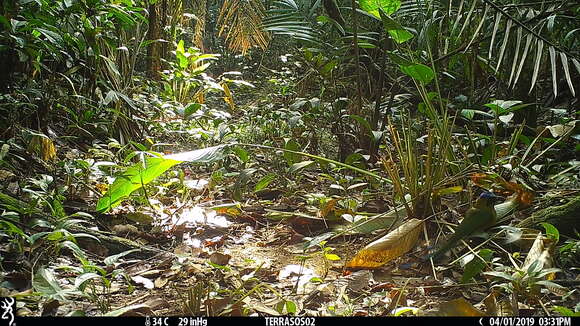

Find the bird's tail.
[{"left": 430, "top": 233, "right": 462, "bottom": 261}]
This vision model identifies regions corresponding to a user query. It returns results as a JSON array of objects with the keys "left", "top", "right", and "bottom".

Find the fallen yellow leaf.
[{"left": 346, "top": 218, "right": 423, "bottom": 269}]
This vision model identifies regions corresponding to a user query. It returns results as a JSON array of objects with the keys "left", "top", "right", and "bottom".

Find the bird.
[{"left": 430, "top": 191, "right": 504, "bottom": 261}]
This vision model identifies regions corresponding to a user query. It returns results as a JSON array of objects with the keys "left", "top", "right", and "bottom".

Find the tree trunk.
[{"left": 146, "top": 1, "right": 161, "bottom": 79}]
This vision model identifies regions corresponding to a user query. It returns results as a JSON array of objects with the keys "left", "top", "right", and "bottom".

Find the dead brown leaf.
[{"left": 210, "top": 252, "right": 231, "bottom": 266}]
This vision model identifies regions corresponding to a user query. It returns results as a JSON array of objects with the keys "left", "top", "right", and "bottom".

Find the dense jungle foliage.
[{"left": 0, "top": 0, "right": 579, "bottom": 318}]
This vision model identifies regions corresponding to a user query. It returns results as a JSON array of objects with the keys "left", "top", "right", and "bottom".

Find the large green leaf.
[
  {"left": 360, "top": 0, "right": 401, "bottom": 18},
  {"left": 283, "top": 139, "right": 301, "bottom": 165},
  {"left": 163, "top": 144, "right": 227, "bottom": 163},
  {"left": 254, "top": 173, "right": 277, "bottom": 192},
  {"left": 289, "top": 160, "right": 315, "bottom": 174},
  {"left": 74, "top": 272, "right": 102, "bottom": 291},
  {"left": 96, "top": 156, "right": 180, "bottom": 212},
  {"left": 33, "top": 267, "right": 74, "bottom": 301},
  {"left": 349, "top": 114, "right": 372, "bottom": 132},
  {"left": 388, "top": 29, "right": 413, "bottom": 44},
  {"left": 96, "top": 145, "right": 227, "bottom": 212},
  {"left": 399, "top": 63, "right": 435, "bottom": 84},
  {"left": 378, "top": 10, "right": 413, "bottom": 43}
]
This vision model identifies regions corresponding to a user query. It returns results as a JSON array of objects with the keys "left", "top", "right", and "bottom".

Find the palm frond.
[
  {"left": 495, "top": 19, "right": 512, "bottom": 72},
  {"left": 217, "top": 0, "right": 270, "bottom": 55},
  {"left": 192, "top": 0, "right": 206, "bottom": 51},
  {"left": 464, "top": 4, "right": 488, "bottom": 52},
  {"left": 529, "top": 39, "right": 544, "bottom": 94},
  {"left": 512, "top": 33, "right": 533, "bottom": 89},
  {"left": 430, "top": 0, "right": 579, "bottom": 97},
  {"left": 263, "top": 0, "right": 324, "bottom": 45},
  {"left": 507, "top": 27, "right": 522, "bottom": 87},
  {"left": 457, "top": 0, "right": 477, "bottom": 40},
  {"left": 549, "top": 46, "right": 557, "bottom": 98},
  {"left": 488, "top": 12, "right": 502, "bottom": 60},
  {"left": 560, "top": 52, "right": 575, "bottom": 97}
]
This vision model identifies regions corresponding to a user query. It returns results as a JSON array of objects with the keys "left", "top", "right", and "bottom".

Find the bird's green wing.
[{"left": 431, "top": 207, "right": 496, "bottom": 260}]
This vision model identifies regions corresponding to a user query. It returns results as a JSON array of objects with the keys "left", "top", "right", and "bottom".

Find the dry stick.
[
  {"left": 333, "top": 188, "right": 449, "bottom": 244},
  {"left": 488, "top": 239, "right": 521, "bottom": 269},
  {"left": 523, "top": 125, "right": 575, "bottom": 168},
  {"left": 491, "top": 239, "right": 525, "bottom": 272},
  {"left": 125, "top": 293, "right": 151, "bottom": 307},
  {"left": 391, "top": 277, "right": 411, "bottom": 314},
  {"left": 538, "top": 299, "right": 551, "bottom": 316},
  {"left": 446, "top": 231, "right": 522, "bottom": 272},
  {"left": 406, "top": 281, "right": 490, "bottom": 289},
  {"left": 168, "top": 199, "right": 192, "bottom": 233},
  {"left": 461, "top": 236, "right": 514, "bottom": 271},
  {"left": 423, "top": 223, "right": 438, "bottom": 281},
  {"left": 448, "top": 230, "right": 507, "bottom": 266}
]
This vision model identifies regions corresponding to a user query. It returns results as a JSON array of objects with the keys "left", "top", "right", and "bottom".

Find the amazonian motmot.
[{"left": 431, "top": 191, "right": 504, "bottom": 261}]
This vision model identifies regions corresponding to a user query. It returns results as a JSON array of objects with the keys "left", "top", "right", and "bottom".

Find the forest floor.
[
  {"left": 3, "top": 153, "right": 576, "bottom": 317},
  {"left": 26, "top": 194, "right": 505, "bottom": 316}
]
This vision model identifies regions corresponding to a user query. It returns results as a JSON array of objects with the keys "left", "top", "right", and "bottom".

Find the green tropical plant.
[
  {"left": 0, "top": 0, "right": 152, "bottom": 143},
  {"left": 485, "top": 260, "right": 564, "bottom": 302},
  {"left": 162, "top": 40, "right": 220, "bottom": 104}
]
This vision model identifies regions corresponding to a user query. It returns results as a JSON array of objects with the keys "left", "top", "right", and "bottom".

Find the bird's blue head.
[
  {"left": 474, "top": 191, "right": 504, "bottom": 208},
  {"left": 479, "top": 191, "right": 504, "bottom": 201}
]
